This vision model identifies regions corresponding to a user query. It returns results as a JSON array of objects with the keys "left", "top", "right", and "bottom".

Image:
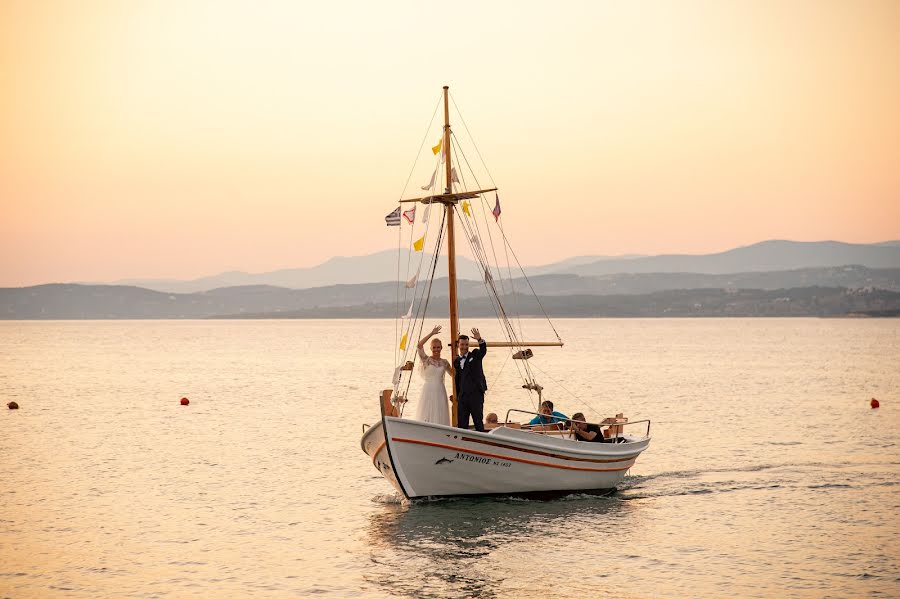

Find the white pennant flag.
[
  {"left": 405, "top": 274, "right": 417, "bottom": 288},
  {"left": 392, "top": 366, "right": 402, "bottom": 386},
  {"left": 451, "top": 167, "right": 459, "bottom": 183},
  {"left": 401, "top": 298, "right": 414, "bottom": 319},
  {"left": 421, "top": 170, "right": 436, "bottom": 190}
]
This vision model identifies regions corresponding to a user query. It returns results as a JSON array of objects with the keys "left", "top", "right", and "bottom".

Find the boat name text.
[{"left": 454, "top": 452, "right": 511, "bottom": 468}]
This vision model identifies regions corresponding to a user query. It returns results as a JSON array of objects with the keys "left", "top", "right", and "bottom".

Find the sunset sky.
[{"left": 1, "top": 0, "right": 898, "bottom": 286}]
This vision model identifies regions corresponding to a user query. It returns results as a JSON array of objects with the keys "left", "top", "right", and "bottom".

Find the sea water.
[{"left": 1, "top": 319, "right": 897, "bottom": 598}]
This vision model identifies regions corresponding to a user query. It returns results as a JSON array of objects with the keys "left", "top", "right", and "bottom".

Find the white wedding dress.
[{"left": 415, "top": 349, "right": 451, "bottom": 426}]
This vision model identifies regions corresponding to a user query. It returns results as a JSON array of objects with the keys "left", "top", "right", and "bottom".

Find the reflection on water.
[{"left": 365, "top": 494, "right": 631, "bottom": 599}]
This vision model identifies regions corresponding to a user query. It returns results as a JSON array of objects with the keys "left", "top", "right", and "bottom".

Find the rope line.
[{"left": 391, "top": 91, "right": 615, "bottom": 419}]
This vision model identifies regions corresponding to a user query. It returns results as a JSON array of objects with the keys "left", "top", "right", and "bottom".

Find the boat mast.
[{"left": 443, "top": 85, "right": 460, "bottom": 427}]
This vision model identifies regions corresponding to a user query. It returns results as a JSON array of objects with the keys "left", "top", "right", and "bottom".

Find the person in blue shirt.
[{"left": 527, "top": 400, "right": 568, "bottom": 426}]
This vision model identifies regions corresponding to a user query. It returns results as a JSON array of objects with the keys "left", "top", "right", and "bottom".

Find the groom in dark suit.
[{"left": 454, "top": 328, "right": 488, "bottom": 432}]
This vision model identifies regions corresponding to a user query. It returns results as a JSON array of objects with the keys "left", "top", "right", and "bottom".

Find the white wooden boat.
[
  {"left": 361, "top": 86, "right": 651, "bottom": 500},
  {"left": 362, "top": 417, "right": 650, "bottom": 499}
]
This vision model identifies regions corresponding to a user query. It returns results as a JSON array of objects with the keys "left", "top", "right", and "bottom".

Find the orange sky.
[{"left": 1, "top": 0, "right": 898, "bottom": 286}]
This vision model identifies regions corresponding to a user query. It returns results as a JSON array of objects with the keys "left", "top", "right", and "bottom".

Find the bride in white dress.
[{"left": 415, "top": 325, "right": 454, "bottom": 425}]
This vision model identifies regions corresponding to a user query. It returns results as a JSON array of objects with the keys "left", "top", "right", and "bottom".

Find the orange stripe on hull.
[
  {"left": 391, "top": 437, "right": 633, "bottom": 473},
  {"left": 461, "top": 435, "right": 639, "bottom": 463}
]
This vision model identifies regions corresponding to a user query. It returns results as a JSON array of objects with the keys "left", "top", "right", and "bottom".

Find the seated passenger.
[
  {"left": 570, "top": 412, "right": 609, "bottom": 442},
  {"left": 485, "top": 412, "right": 499, "bottom": 426},
  {"left": 527, "top": 400, "right": 568, "bottom": 426}
]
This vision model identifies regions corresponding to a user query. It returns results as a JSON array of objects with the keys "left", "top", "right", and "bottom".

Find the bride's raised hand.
[{"left": 431, "top": 325, "right": 442, "bottom": 336}]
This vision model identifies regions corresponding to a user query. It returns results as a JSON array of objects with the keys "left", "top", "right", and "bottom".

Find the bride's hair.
[{"left": 419, "top": 339, "right": 445, "bottom": 377}]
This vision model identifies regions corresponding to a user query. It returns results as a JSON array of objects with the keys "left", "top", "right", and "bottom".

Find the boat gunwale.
[
  {"left": 458, "top": 434, "right": 642, "bottom": 463},
  {"left": 360, "top": 419, "right": 383, "bottom": 454},
  {"left": 382, "top": 416, "right": 650, "bottom": 459}
]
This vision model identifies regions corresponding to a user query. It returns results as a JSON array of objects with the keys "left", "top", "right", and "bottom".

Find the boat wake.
[
  {"left": 370, "top": 493, "right": 406, "bottom": 505},
  {"left": 372, "top": 458, "right": 896, "bottom": 506},
  {"left": 617, "top": 459, "right": 897, "bottom": 500}
]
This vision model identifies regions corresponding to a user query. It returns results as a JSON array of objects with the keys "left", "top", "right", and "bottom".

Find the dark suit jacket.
[{"left": 454, "top": 340, "right": 487, "bottom": 398}]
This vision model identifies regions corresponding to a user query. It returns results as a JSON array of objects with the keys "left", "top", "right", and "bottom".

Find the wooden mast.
[{"left": 443, "top": 85, "right": 460, "bottom": 427}]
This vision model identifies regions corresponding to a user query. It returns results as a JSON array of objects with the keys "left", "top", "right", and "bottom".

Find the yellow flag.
[
  {"left": 399, "top": 333, "right": 408, "bottom": 350},
  {"left": 413, "top": 235, "right": 425, "bottom": 252},
  {"left": 462, "top": 201, "right": 471, "bottom": 216},
  {"left": 431, "top": 138, "right": 442, "bottom": 155}
]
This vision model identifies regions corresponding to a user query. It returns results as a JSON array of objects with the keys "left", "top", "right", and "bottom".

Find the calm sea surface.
[{"left": 1, "top": 319, "right": 898, "bottom": 598}]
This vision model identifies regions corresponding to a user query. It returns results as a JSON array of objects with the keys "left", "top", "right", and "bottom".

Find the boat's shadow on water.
[{"left": 362, "top": 491, "right": 637, "bottom": 598}]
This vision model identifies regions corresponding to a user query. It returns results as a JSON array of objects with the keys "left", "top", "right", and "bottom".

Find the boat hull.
[
  {"left": 361, "top": 420, "right": 407, "bottom": 497},
  {"left": 361, "top": 417, "right": 650, "bottom": 499}
]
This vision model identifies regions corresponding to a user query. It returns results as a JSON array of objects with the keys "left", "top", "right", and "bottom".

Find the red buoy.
[
  {"left": 180, "top": 397, "right": 190, "bottom": 406},
  {"left": 7, "top": 401, "right": 19, "bottom": 410},
  {"left": 870, "top": 398, "right": 880, "bottom": 409}
]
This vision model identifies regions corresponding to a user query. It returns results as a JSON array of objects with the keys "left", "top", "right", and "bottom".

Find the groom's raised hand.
[{"left": 470, "top": 328, "right": 486, "bottom": 358}]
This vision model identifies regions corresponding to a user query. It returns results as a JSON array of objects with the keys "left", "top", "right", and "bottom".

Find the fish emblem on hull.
[{"left": 434, "top": 457, "right": 454, "bottom": 465}]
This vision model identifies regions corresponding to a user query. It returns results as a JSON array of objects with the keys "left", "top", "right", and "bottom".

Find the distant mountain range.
[
  {"left": 5, "top": 239, "right": 897, "bottom": 319},
  {"left": 221, "top": 287, "right": 900, "bottom": 319},
  {"left": 3, "top": 283, "right": 897, "bottom": 319},
  {"left": 543, "top": 240, "right": 900, "bottom": 277},
  {"left": 99, "top": 251, "right": 486, "bottom": 293},
  {"left": 90, "top": 240, "right": 900, "bottom": 293},
  {"left": 5, "top": 265, "right": 899, "bottom": 319}
]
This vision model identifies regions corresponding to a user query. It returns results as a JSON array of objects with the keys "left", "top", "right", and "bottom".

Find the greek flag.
[{"left": 385, "top": 207, "right": 401, "bottom": 226}]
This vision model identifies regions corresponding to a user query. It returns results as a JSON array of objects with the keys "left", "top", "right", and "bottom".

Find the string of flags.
[
  {"left": 389, "top": 192, "right": 502, "bottom": 227},
  {"left": 389, "top": 146, "right": 507, "bottom": 354}
]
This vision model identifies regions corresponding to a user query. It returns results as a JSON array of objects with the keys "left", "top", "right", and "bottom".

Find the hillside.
[
  {"left": 90, "top": 240, "right": 900, "bottom": 292},
  {"left": 3, "top": 272, "right": 899, "bottom": 319}
]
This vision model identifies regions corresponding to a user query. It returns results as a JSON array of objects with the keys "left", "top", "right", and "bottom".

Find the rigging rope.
[
  {"left": 451, "top": 131, "right": 527, "bottom": 344},
  {"left": 392, "top": 91, "right": 610, "bottom": 418},
  {"left": 447, "top": 99, "right": 562, "bottom": 344},
  {"left": 453, "top": 203, "right": 540, "bottom": 410},
  {"left": 394, "top": 94, "right": 443, "bottom": 368},
  {"left": 398, "top": 209, "right": 446, "bottom": 416},
  {"left": 445, "top": 123, "right": 546, "bottom": 410},
  {"left": 449, "top": 92, "right": 497, "bottom": 189},
  {"left": 449, "top": 134, "right": 542, "bottom": 405},
  {"left": 526, "top": 359, "right": 606, "bottom": 420}
]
